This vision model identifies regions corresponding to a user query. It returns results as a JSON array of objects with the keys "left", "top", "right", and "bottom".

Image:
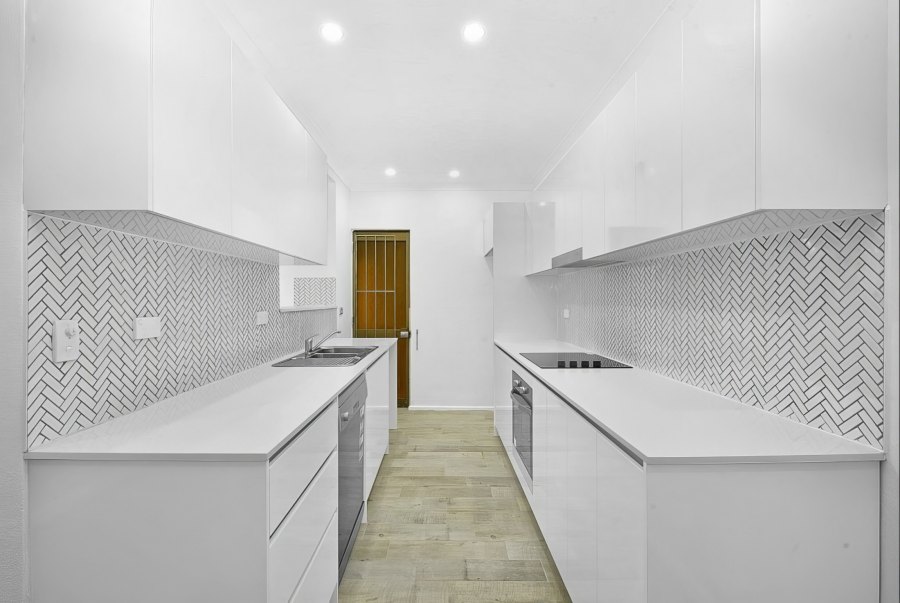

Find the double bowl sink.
[{"left": 273, "top": 346, "right": 378, "bottom": 367}]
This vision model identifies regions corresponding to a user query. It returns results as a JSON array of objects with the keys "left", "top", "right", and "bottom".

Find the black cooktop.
[{"left": 521, "top": 352, "right": 631, "bottom": 369}]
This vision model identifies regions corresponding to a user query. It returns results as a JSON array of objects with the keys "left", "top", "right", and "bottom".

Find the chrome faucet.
[{"left": 305, "top": 330, "right": 342, "bottom": 356}]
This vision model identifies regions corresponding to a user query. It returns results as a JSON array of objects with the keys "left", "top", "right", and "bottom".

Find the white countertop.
[
  {"left": 25, "top": 338, "right": 396, "bottom": 461},
  {"left": 495, "top": 338, "right": 884, "bottom": 464}
]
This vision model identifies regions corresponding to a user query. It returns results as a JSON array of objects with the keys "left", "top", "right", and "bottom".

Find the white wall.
[
  {"left": 882, "top": 2, "right": 899, "bottom": 601},
  {"left": 347, "top": 190, "right": 529, "bottom": 408},
  {"left": 0, "top": 0, "right": 27, "bottom": 600}
]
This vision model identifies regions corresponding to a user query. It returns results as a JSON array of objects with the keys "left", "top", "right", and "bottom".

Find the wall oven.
[{"left": 511, "top": 370, "right": 533, "bottom": 490}]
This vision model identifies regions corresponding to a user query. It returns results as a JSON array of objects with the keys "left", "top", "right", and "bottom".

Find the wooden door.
[{"left": 353, "top": 231, "right": 410, "bottom": 407}]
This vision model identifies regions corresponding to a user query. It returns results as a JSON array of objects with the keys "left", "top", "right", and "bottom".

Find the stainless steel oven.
[{"left": 511, "top": 370, "right": 533, "bottom": 490}]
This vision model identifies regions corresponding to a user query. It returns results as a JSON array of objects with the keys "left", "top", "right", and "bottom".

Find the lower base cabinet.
[
  {"left": 499, "top": 352, "right": 880, "bottom": 603},
  {"left": 28, "top": 402, "right": 340, "bottom": 603},
  {"left": 290, "top": 511, "right": 339, "bottom": 603}
]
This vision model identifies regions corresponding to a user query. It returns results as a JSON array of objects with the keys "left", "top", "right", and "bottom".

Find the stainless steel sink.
[
  {"left": 317, "top": 346, "right": 377, "bottom": 357},
  {"left": 272, "top": 346, "right": 377, "bottom": 367}
]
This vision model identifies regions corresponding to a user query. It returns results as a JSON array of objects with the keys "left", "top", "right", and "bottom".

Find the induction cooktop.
[{"left": 521, "top": 352, "right": 632, "bottom": 369}]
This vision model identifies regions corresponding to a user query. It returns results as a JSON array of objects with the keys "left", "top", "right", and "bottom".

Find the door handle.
[
  {"left": 399, "top": 331, "right": 409, "bottom": 338},
  {"left": 415, "top": 329, "right": 419, "bottom": 350}
]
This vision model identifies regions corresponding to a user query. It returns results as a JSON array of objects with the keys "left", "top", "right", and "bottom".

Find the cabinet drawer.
[
  {"left": 269, "top": 400, "right": 336, "bottom": 534},
  {"left": 268, "top": 451, "right": 338, "bottom": 602},
  {"left": 290, "top": 511, "right": 339, "bottom": 603}
]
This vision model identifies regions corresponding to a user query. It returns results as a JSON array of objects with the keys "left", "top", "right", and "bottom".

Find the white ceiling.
[{"left": 219, "top": 0, "right": 672, "bottom": 191}]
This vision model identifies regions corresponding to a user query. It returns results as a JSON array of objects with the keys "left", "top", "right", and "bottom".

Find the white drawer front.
[
  {"left": 268, "top": 451, "right": 338, "bottom": 602},
  {"left": 290, "top": 511, "right": 338, "bottom": 603},
  {"left": 269, "top": 400, "right": 337, "bottom": 534}
]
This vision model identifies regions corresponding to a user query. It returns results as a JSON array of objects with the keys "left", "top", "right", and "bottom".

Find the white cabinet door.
[
  {"left": 297, "top": 136, "right": 328, "bottom": 264},
  {"left": 531, "top": 376, "right": 549, "bottom": 530},
  {"left": 566, "top": 408, "right": 599, "bottom": 602},
  {"left": 483, "top": 206, "right": 494, "bottom": 256},
  {"left": 545, "top": 392, "right": 569, "bottom": 580},
  {"left": 597, "top": 431, "right": 645, "bottom": 603},
  {"left": 604, "top": 76, "right": 637, "bottom": 252},
  {"left": 525, "top": 199, "right": 556, "bottom": 275},
  {"left": 152, "top": 0, "right": 231, "bottom": 234},
  {"left": 231, "top": 45, "right": 307, "bottom": 254},
  {"left": 364, "top": 353, "right": 390, "bottom": 500},
  {"left": 581, "top": 113, "right": 607, "bottom": 260},
  {"left": 634, "top": 21, "right": 682, "bottom": 244},
  {"left": 493, "top": 348, "right": 513, "bottom": 448},
  {"left": 24, "top": 0, "right": 151, "bottom": 211},
  {"left": 681, "top": 0, "right": 756, "bottom": 228},
  {"left": 757, "top": 0, "right": 886, "bottom": 210},
  {"left": 540, "top": 144, "right": 583, "bottom": 260}
]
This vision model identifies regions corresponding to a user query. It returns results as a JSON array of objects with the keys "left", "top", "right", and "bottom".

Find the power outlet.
[
  {"left": 134, "top": 316, "right": 161, "bottom": 340},
  {"left": 52, "top": 319, "right": 81, "bottom": 363},
  {"left": 255, "top": 311, "right": 269, "bottom": 326},
  {"left": 562, "top": 308, "right": 570, "bottom": 319}
]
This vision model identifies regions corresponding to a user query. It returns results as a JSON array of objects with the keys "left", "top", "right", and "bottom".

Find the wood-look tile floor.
[{"left": 339, "top": 410, "right": 571, "bottom": 603}]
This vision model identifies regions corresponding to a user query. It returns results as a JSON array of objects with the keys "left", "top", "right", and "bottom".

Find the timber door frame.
[{"left": 352, "top": 230, "right": 410, "bottom": 407}]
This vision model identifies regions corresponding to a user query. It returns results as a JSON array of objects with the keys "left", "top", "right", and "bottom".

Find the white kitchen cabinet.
[
  {"left": 524, "top": 198, "right": 556, "bottom": 275},
  {"left": 28, "top": 401, "right": 339, "bottom": 603},
  {"left": 494, "top": 345, "right": 879, "bottom": 602},
  {"left": 757, "top": 0, "right": 886, "bottom": 210},
  {"left": 597, "top": 429, "right": 645, "bottom": 602},
  {"left": 483, "top": 205, "right": 494, "bottom": 256},
  {"left": 565, "top": 403, "right": 599, "bottom": 602},
  {"left": 231, "top": 45, "right": 308, "bottom": 257},
  {"left": 493, "top": 347, "right": 514, "bottom": 448},
  {"left": 151, "top": 0, "right": 232, "bottom": 235},
  {"left": 24, "top": 0, "right": 327, "bottom": 263},
  {"left": 24, "top": 0, "right": 151, "bottom": 211},
  {"left": 580, "top": 113, "right": 608, "bottom": 259},
  {"left": 634, "top": 21, "right": 682, "bottom": 243},
  {"left": 544, "top": 391, "right": 569, "bottom": 580},
  {"left": 604, "top": 75, "right": 638, "bottom": 252},
  {"left": 531, "top": 376, "right": 549, "bottom": 527},
  {"left": 364, "top": 351, "right": 390, "bottom": 499},
  {"left": 290, "top": 512, "right": 339, "bottom": 603},
  {"left": 681, "top": 0, "right": 756, "bottom": 229},
  {"left": 301, "top": 136, "right": 329, "bottom": 265}
]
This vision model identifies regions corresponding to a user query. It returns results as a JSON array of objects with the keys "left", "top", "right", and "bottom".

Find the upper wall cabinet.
[
  {"left": 24, "top": 0, "right": 328, "bottom": 265},
  {"left": 757, "top": 0, "right": 887, "bottom": 209},
  {"left": 603, "top": 75, "right": 638, "bottom": 252},
  {"left": 634, "top": 21, "right": 683, "bottom": 242},
  {"left": 483, "top": 206, "right": 494, "bottom": 256},
  {"left": 152, "top": 0, "right": 233, "bottom": 235},
  {"left": 537, "top": 0, "right": 887, "bottom": 271},
  {"left": 682, "top": 0, "right": 756, "bottom": 229},
  {"left": 25, "top": 0, "right": 152, "bottom": 211}
]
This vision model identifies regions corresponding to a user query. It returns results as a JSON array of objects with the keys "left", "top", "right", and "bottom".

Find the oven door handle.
[{"left": 511, "top": 391, "right": 532, "bottom": 410}]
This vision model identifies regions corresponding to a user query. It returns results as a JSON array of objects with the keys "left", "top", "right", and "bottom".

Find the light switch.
[
  {"left": 52, "top": 319, "right": 80, "bottom": 363},
  {"left": 255, "top": 311, "right": 269, "bottom": 326},
  {"left": 134, "top": 316, "right": 161, "bottom": 340},
  {"left": 563, "top": 308, "right": 570, "bottom": 319}
]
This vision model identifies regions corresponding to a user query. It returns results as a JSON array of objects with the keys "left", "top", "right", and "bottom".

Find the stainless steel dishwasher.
[{"left": 338, "top": 374, "right": 366, "bottom": 580}]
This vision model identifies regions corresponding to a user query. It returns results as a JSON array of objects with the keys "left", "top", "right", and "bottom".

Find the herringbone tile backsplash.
[
  {"left": 559, "top": 213, "right": 885, "bottom": 448},
  {"left": 294, "top": 277, "right": 337, "bottom": 306},
  {"left": 26, "top": 215, "right": 336, "bottom": 448}
]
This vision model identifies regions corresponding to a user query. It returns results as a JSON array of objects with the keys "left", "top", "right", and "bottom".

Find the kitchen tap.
[{"left": 305, "top": 330, "right": 342, "bottom": 356}]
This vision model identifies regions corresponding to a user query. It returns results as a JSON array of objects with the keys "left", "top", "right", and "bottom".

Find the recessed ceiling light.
[
  {"left": 449, "top": 169, "right": 460, "bottom": 178},
  {"left": 462, "top": 22, "right": 486, "bottom": 44},
  {"left": 384, "top": 167, "right": 397, "bottom": 177},
  {"left": 320, "top": 22, "right": 344, "bottom": 43}
]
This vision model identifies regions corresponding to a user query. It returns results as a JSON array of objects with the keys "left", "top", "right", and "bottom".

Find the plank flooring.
[{"left": 339, "top": 409, "right": 571, "bottom": 603}]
